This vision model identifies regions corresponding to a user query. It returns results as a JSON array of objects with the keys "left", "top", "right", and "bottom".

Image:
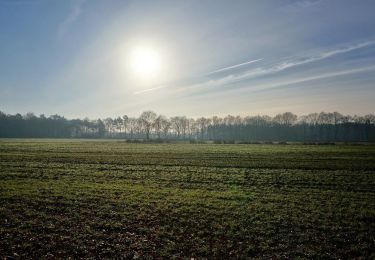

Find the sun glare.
[{"left": 131, "top": 46, "right": 162, "bottom": 79}]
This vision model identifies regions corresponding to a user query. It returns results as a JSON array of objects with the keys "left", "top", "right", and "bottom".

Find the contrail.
[
  {"left": 134, "top": 85, "right": 167, "bottom": 95},
  {"left": 207, "top": 58, "right": 263, "bottom": 75}
]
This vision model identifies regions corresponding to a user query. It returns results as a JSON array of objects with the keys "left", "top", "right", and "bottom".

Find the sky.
[{"left": 1, "top": 0, "right": 375, "bottom": 118}]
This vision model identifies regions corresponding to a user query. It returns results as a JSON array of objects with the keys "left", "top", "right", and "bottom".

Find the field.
[{"left": 0, "top": 139, "right": 374, "bottom": 259}]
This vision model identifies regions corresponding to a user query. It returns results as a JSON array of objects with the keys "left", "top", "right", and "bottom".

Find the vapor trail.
[
  {"left": 134, "top": 85, "right": 167, "bottom": 95},
  {"left": 207, "top": 59, "right": 263, "bottom": 75}
]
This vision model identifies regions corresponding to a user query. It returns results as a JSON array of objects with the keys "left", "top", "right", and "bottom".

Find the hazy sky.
[{"left": 1, "top": 0, "right": 375, "bottom": 118}]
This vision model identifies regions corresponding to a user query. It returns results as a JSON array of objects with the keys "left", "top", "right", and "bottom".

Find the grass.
[{"left": 0, "top": 139, "right": 374, "bottom": 258}]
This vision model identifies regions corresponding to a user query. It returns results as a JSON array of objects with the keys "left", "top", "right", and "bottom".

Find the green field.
[{"left": 0, "top": 140, "right": 374, "bottom": 258}]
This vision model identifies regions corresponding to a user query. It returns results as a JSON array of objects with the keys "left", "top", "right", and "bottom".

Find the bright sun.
[{"left": 131, "top": 46, "right": 162, "bottom": 79}]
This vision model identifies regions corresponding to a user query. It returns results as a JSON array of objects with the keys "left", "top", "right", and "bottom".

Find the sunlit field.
[{"left": 0, "top": 139, "right": 374, "bottom": 258}]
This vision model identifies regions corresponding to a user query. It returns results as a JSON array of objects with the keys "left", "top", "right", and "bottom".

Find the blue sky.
[{"left": 1, "top": 0, "right": 375, "bottom": 118}]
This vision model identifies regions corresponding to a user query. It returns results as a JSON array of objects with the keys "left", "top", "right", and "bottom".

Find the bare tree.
[
  {"left": 187, "top": 118, "right": 196, "bottom": 139},
  {"left": 224, "top": 115, "right": 236, "bottom": 125},
  {"left": 162, "top": 118, "right": 171, "bottom": 138},
  {"left": 154, "top": 115, "right": 169, "bottom": 139},
  {"left": 364, "top": 114, "right": 375, "bottom": 124},
  {"left": 139, "top": 111, "right": 157, "bottom": 140},
  {"left": 281, "top": 112, "right": 297, "bottom": 126},
  {"left": 115, "top": 117, "right": 123, "bottom": 135},
  {"left": 180, "top": 117, "right": 189, "bottom": 139},
  {"left": 104, "top": 118, "right": 114, "bottom": 137},
  {"left": 122, "top": 115, "right": 129, "bottom": 137},
  {"left": 170, "top": 116, "right": 183, "bottom": 138},
  {"left": 196, "top": 117, "right": 211, "bottom": 140},
  {"left": 212, "top": 116, "right": 222, "bottom": 126},
  {"left": 127, "top": 117, "right": 138, "bottom": 139}
]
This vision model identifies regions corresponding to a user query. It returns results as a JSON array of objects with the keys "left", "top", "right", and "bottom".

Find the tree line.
[{"left": 0, "top": 110, "right": 374, "bottom": 142}]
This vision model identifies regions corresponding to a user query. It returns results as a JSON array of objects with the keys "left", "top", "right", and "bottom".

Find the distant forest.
[{"left": 1, "top": 110, "right": 375, "bottom": 142}]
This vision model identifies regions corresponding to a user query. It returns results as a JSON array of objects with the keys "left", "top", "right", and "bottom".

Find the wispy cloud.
[
  {"left": 245, "top": 65, "right": 375, "bottom": 93},
  {"left": 134, "top": 85, "right": 168, "bottom": 95},
  {"left": 207, "top": 59, "right": 262, "bottom": 75},
  {"left": 271, "top": 41, "right": 375, "bottom": 73},
  {"left": 198, "top": 40, "right": 375, "bottom": 89},
  {"left": 282, "top": 0, "right": 323, "bottom": 12},
  {"left": 58, "top": 0, "right": 85, "bottom": 39},
  {"left": 134, "top": 40, "right": 375, "bottom": 96}
]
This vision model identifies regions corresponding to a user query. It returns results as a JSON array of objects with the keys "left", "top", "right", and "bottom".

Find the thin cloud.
[
  {"left": 207, "top": 59, "right": 263, "bottom": 75},
  {"left": 200, "top": 40, "right": 375, "bottom": 89},
  {"left": 282, "top": 0, "right": 323, "bottom": 12},
  {"left": 135, "top": 40, "right": 375, "bottom": 95},
  {"left": 134, "top": 85, "right": 168, "bottom": 95},
  {"left": 273, "top": 41, "right": 375, "bottom": 72},
  {"left": 247, "top": 65, "right": 375, "bottom": 93},
  {"left": 179, "top": 65, "right": 375, "bottom": 103},
  {"left": 58, "top": 0, "right": 86, "bottom": 39}
]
